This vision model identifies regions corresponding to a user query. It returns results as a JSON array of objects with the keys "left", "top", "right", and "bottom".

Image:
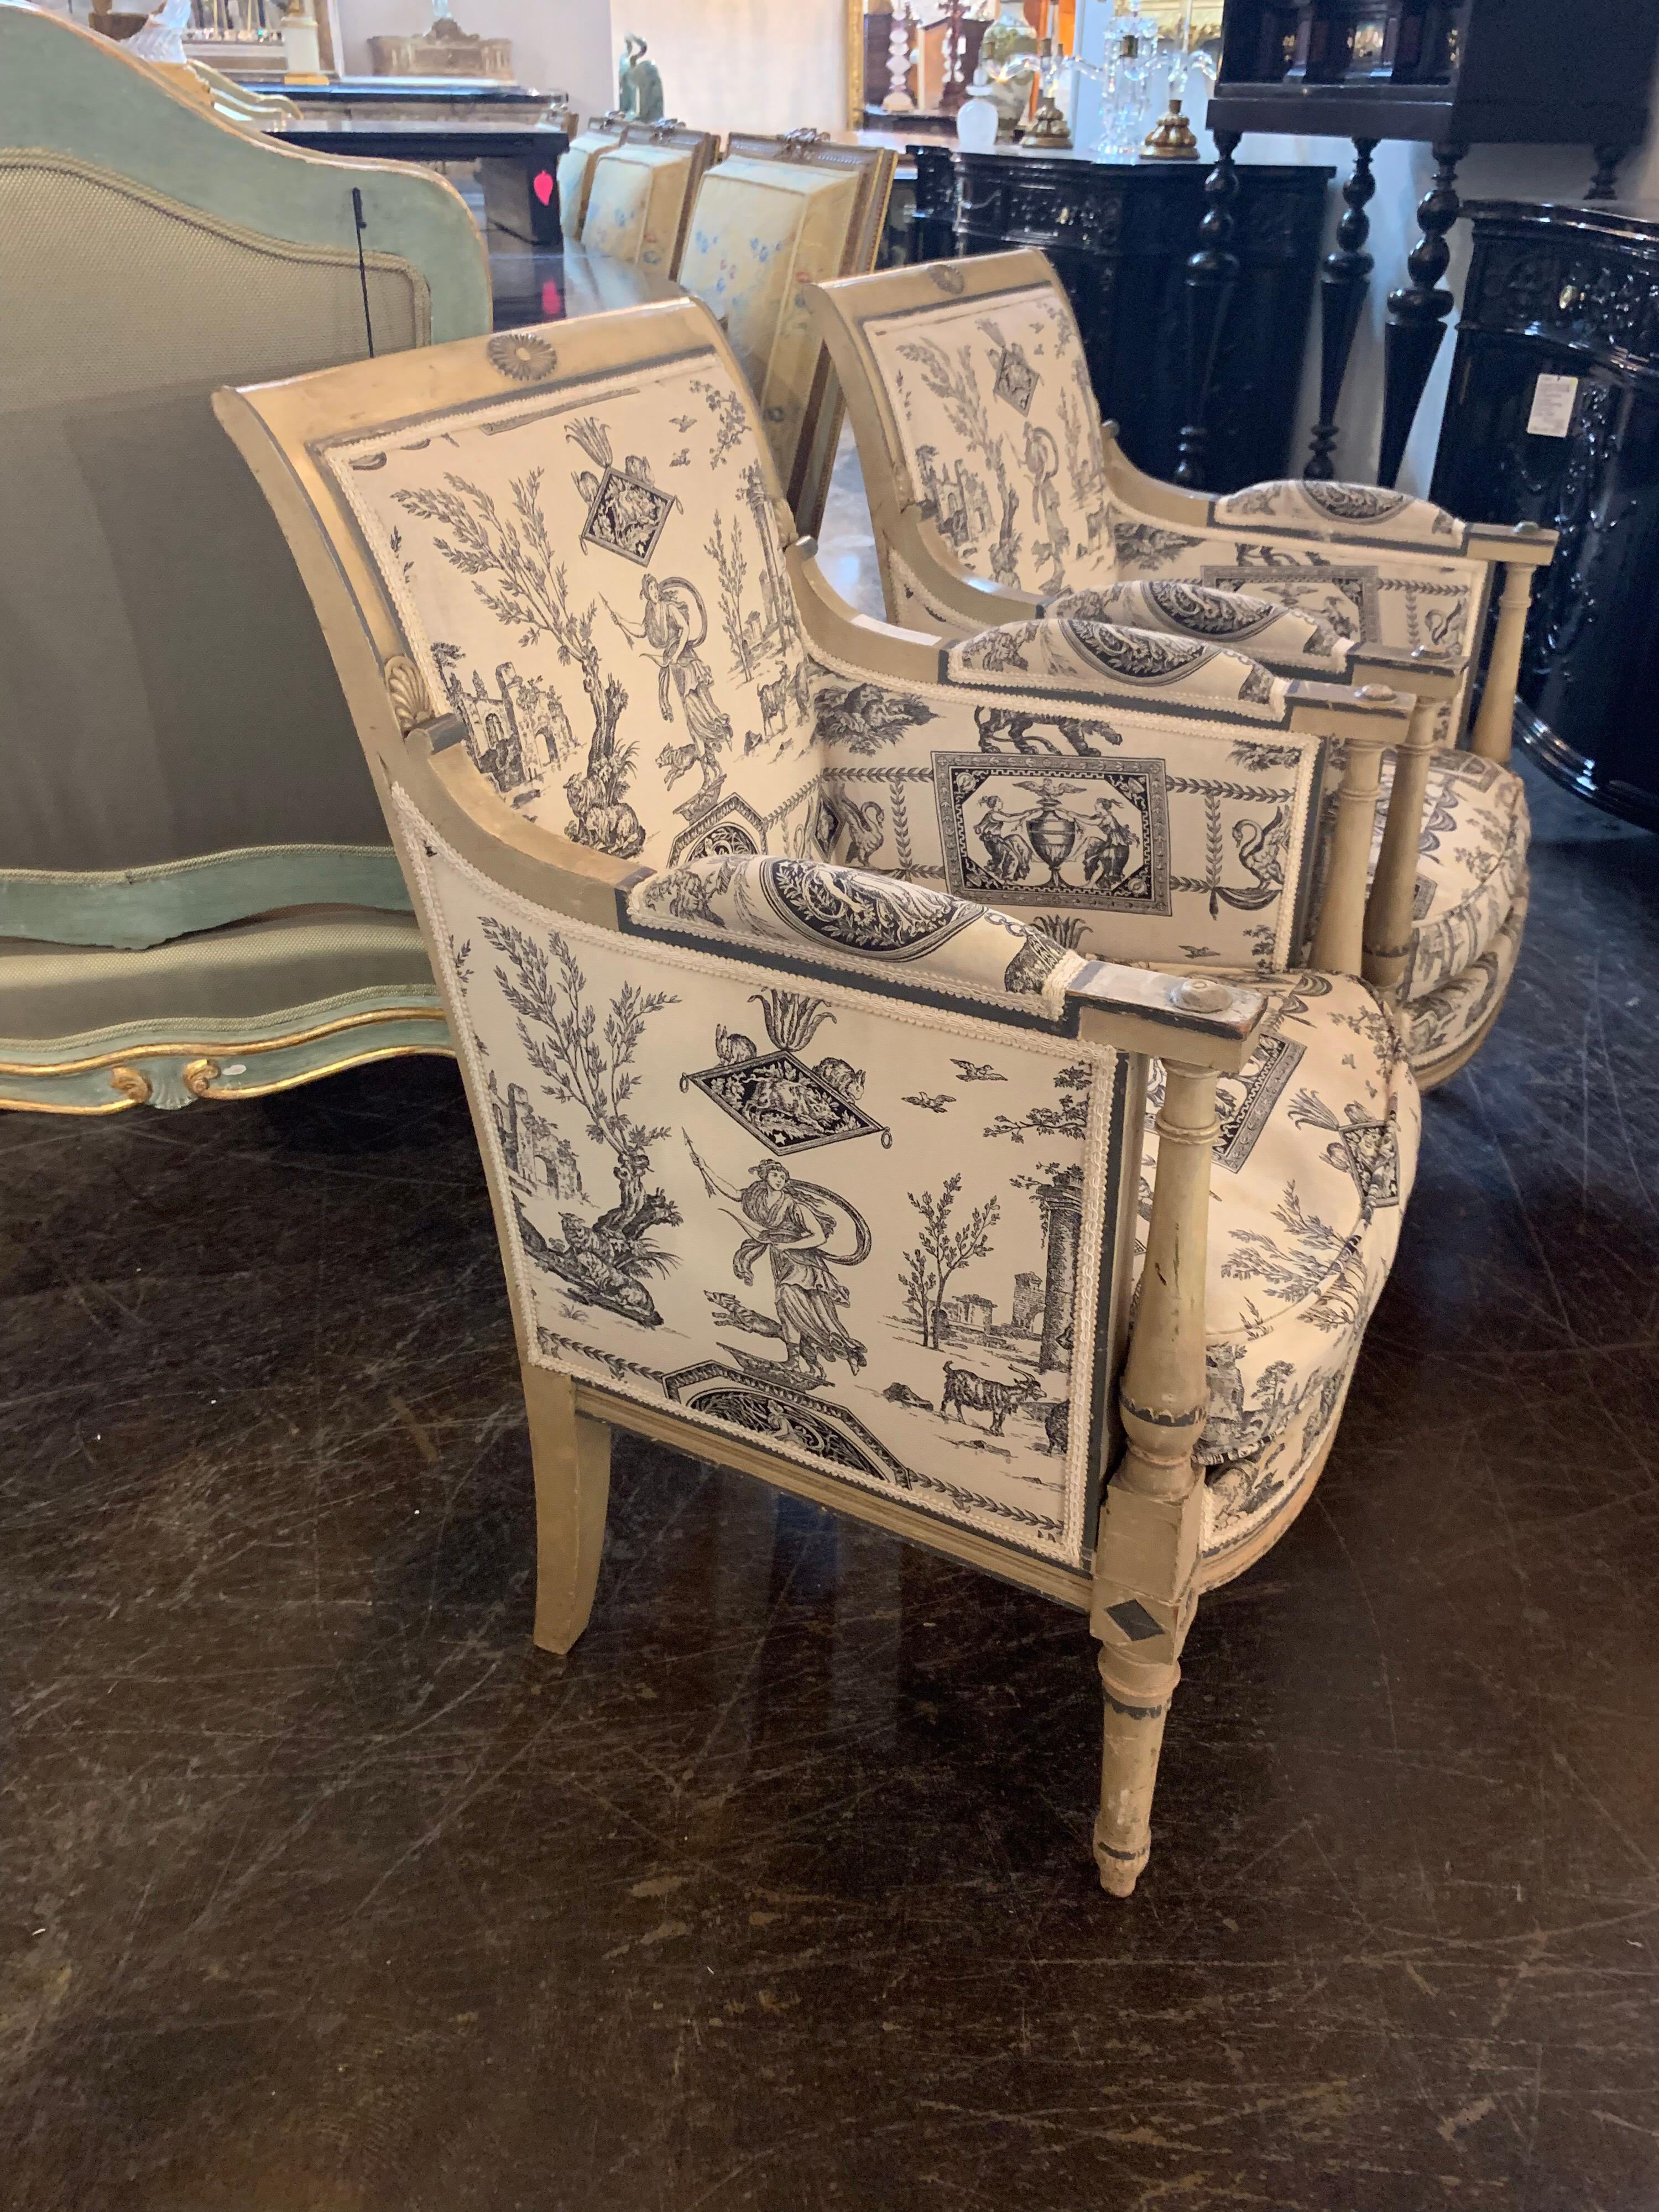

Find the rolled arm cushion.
[
  {"left": 627, "top": 853, "right": 1086, "bottom": 1016},
  {"left": 1045, "top": 581, "right": 1352, "bottom": 679},
  {"left": 1211, "top": 478, "right": 1469, "bottom": 555},
  {"left": 945, "top": 617, "right": 1291, "bottom": 723}
]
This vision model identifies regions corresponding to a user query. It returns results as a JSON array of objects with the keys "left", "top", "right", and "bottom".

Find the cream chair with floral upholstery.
[
  {"left": 216, "top": 294, "right": 1421, "bottom": 1896},
  {"left": 0, "top": 4, "right": 490, "bottom": 1117},
  {"left": 806, "top": 252, "right": 1554, "bottom": 1088},
  {"left": 578, "top": 121, "right": 716, "bottom": 278},
  {"left": 556, "top": 116, "right": 625, "bottom": 244},
  {"left": 678, "top": 133, "right": 894, "bottom": 536}
]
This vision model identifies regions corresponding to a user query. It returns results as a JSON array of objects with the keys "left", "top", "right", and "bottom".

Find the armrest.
[
  {"left": 625, "top": 853, "right": 1087, "bottom": 1017},
  {"left": 942, "top": 615, "right": 1417, "bottom": 750},
  {"left": 1043, "top": 581, "right": 1354, "bottom": 679},
  {"left": 890, "top": 502, "right": 1043, "bottom": 632},
  {"left": 945, "top": 614, "right": 1295, "bottom": 723}
]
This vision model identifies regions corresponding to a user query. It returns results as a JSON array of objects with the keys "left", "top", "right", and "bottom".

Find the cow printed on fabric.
[
  {"left": 628, "top": 854, "right": 1086, "bottom": 1015},
  {"left": 400, "top": 797, "right": 1123, "bottom": 1573}
]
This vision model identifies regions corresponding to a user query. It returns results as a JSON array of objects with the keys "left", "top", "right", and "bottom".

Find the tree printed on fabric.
[
  {"left": 392, "top": 469, "right": 643, "bottom": 858},
  {"left": 899, "top": 1173, "right": 1000, "bottom": 1350},
  {"left": 898, "top": 336, "right": 1022, "bottom": 588},
  {"left": 483, "top": 918, "right": 681, "bottom": 1324}
]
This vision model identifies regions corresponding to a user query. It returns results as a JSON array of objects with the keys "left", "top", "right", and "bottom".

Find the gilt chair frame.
[
  {"left": 213, "top": 293, "right": 1433, "bottom": 1892},
  {"left": 804, "top": 249, "right": 1556, "bottom": 769}
]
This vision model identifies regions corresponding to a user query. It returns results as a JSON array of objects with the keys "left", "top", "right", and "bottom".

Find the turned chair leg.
[
  {"left": 1091, "top": 1056, "right": 1217, "bottom": 1895},
  {"left": 1470, "top": 558, "right": 1538, "bottom": 764},
  {"left": 523, "top": 1365, "right": 612, "bottom": 1654}
]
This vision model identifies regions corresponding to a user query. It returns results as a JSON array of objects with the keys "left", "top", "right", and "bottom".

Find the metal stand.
[
  {"left": 1379, "top": 139, "right": 1466, "bottom": 488},
  {"left": 1175, "top": 128, "right": 1242, "bottom": 491},
  {"left": 1305, "top": 137, "right": 1377, "bottom": 481}
]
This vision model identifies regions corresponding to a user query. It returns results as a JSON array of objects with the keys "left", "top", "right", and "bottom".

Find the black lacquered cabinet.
[
  {"left": 904, "top": 144, "right": 1331, "bottom": 492},
  {"left": 1432, "top": 200, "right": 1659, "bottom": 828}
]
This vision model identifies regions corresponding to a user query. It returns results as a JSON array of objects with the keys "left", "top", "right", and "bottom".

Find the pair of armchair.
[
  {"left": 218, "top": 288, "right": 1430, "bottom": 1893},
  {"left": 0, "top": 3, "right": 488, "bottom": 1116},
  {"left": 560, "top": 125, "right": 896, "bottom": 538},
  {"left": 556, "top": 118, "right": 718, "bottom": 279},
  {"left": 802, "top": 252, "right": 1555, "bottom": 1089}
]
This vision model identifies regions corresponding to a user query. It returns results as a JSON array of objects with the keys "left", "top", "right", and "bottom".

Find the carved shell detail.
[{"left": 384, "top": 655, "right": 432, "bottom": 734}]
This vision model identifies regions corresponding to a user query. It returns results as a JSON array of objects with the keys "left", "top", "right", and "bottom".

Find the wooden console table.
[
  {"left": 894, "top": 140, "right": 1332, "bottom": 493},
  {"left": 1432, "top": 198, "right": 1659, "bottom": 829}
]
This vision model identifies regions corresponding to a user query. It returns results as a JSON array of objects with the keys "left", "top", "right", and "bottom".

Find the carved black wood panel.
[
  {"left": 900, "top": 146, "right": 1329, "bottom": 493},
  {"left": 1433, "top": 200, "right": 1659, "bottom": 827}
]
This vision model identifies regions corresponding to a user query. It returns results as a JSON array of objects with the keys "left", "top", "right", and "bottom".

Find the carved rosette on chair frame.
[
  {"left": 0, "top": 6, "right": 492, "bottom": 1117},
  {"left": 216, "top": 289, "right": 1427, "bottom": 1893},
  {"left": 804, "top": 249, "right": 1555, "bottom": 1088}
]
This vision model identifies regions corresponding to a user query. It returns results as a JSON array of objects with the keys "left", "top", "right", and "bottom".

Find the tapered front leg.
[
  {"left": 523, "top": 1365, "right": 613, "bottom": 1654},
  {"left": 1091, "top": 1051, "right": 1218, "bottom": 1895}
]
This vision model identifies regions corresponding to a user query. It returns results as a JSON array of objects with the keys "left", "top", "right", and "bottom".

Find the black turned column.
[
  {"left": 1379, "top": 140, "right": 1467, "bottom": 488},
  {"left": 1305, "top": 137, "right": 1378, "bottom": 481},
  {"left": 1587, "top": 144, "right": 1629, "bottom": 202},
  {"left": 1175, "top": 129, "right": 1243, "bottom": 491}
]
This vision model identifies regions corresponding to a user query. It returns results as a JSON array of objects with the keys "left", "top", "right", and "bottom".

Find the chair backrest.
[
  {"left": 556, "top": 122, "right": 624, "bottom": 244},
  {"left": 579, "top": 124, "right": 717, "bottom": 277},
  {"left": 681, "top": 133, "right": 895, "bottom": 533},
  {"left": 807, "top": 250, "right": 1115, "bottom": 607},
  {"left": 294, "top": 304, "right": 821, "bottom": 874},
  {"left": 0, "top": 4, "right": 491, "bottom": 881}
]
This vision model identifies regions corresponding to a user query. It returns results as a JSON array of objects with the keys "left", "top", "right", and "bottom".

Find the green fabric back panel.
[{"left": 0, "top": 10, "right": 493, "bottom": 877}]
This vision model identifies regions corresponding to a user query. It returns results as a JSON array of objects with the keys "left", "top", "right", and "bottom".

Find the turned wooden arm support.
[{"left": 1465, "top": 526, "right": 1555, "bottom": 765}]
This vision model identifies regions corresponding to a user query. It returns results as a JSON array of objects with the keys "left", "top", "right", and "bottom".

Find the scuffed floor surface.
[{"left": 2, "top": 761, "right": 1657, "bottom": 2211}]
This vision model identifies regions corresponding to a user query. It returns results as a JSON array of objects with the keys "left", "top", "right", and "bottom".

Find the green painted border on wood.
[
  {"left": 0, "top": 844, "right": 414, "bottom": 951},
  {"left": 0, "top": 7, "right": 492, "bottom": 345}
]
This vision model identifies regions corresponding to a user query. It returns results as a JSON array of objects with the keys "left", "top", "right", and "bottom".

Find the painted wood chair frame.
[
  {"left": 804, "top": 250, "right": 1548, "bottom": 1087},
  {"left": 215, "top": 295, "right": 1420, "bottom": 1894},
  {"left": 806, "top": 251, "right": 1556, "bottom": 761},
  {"left": 711, "top": 130, "right": 898, "bottom": 538},
  {"left": 0, "top": 5, "right": 490, "bottom": 1117}
]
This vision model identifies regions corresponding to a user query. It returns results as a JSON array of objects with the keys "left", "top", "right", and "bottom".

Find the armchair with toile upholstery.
[
  {"left": 0, "top": 2, "right": 491, "bottom": 1117},
  {"left": 215, "top": 293, "right": 1421, "bottom": 1895},
  {"left": 805, "top": 251, "right": 1554, "bottom": 1087}
]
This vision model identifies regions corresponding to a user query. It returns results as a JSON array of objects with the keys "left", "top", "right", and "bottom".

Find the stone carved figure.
[{"left": 618, "top": 33, "right": 664, "bottom": 122}]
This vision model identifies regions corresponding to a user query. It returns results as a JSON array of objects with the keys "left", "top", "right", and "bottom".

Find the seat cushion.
[
  {"left": 1374, "top": 749, "right": 1529, "bottom": 1004},
  {"left": 1137, "top": 971, "right": 1421, "bottom": 1562},
  {"left": 1402, "top": 879, "right": 1528, "bottom": 1079}
]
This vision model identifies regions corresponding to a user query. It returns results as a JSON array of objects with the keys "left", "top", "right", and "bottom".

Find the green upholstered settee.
[{"left": 0, "top": 2, "right": 489, "bottom": 1117}]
